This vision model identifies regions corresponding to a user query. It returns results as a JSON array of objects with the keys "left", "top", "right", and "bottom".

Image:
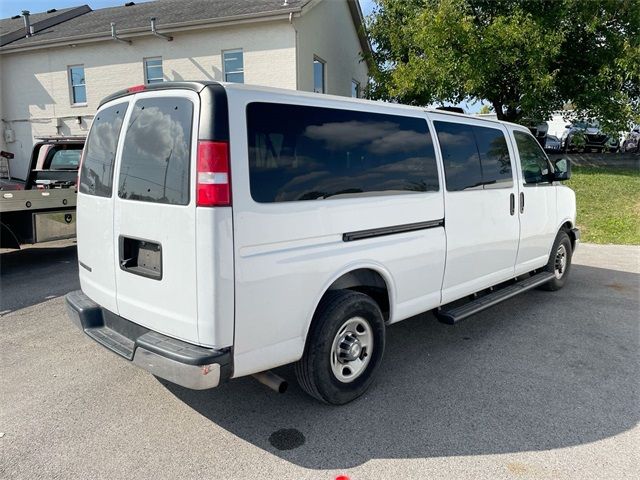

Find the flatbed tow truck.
[{"left": 1, "top": 136, "right": 85, "bottom": 249}]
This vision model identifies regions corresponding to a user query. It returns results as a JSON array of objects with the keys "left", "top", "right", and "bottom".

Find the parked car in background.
[
  {"left": 606, "top": 136, "right": 620, "bottom": 153},
  {"left": 561, "top": 121, "right": 609, "bottom": 153},
  {"left": 528, "top": 122, "right": 548, "bottom": 148},
  {"left": 0, "top": 136, "right": 84, "bottom": 248},
  {"left": 544, "top": 134, "right": 562, "bottom": 153},
  {"left": 622, "top": 126, "right": 640, "bottom": 153}
]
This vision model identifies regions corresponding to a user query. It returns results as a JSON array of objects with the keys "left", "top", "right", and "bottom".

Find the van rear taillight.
[{"left": 197, "top": 141, "right": 231, "bottom": 207}]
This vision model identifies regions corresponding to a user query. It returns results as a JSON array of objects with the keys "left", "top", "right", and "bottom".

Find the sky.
[
  {"left": 2, "top": 0, "right": 484, "bottom": 112},
  {"left": 3, "top": 0, "right": 376, "bottom": 22}
]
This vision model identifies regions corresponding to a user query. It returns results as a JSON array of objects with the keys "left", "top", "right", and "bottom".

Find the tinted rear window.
[
  {"left": 80, "top": 103, "right": 128, "bottom": 197},
  {"left": 118, "top": 97, "right": 193, "bottom": 205},
  {"left": 247, "top": 102, "right": 439, "bottom": 203},
  {"left": 49, "top": 149, "right": 82, "bottom": 170}
]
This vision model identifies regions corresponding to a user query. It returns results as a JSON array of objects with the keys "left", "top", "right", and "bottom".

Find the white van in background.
[{"left": 66, "top": 82, "right": 578, "bottom": 405}]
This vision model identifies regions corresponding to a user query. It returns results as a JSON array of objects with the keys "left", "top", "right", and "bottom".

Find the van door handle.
[
  {"left": 510, "top": 193, "right": 515, "bottom": 216},
  {"left": 520, "top": 192, "right": 525, "bottom": 214}
]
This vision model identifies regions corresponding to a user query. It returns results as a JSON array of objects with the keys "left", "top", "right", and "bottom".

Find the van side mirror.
[{"left": 552, "top": 158, "right": 571, "bottom": 181}]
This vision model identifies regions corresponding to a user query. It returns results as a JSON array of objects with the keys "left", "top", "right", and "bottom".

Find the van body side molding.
[{"left": 343, "top": 219, "right": 445, "bottom": 242}]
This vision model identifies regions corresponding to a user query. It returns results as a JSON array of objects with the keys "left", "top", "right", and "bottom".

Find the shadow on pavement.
[
  {"left": 0, "top": 244, "right": 79, "bottom": 314},
  {"left": 163, "top": 263, "right": 639, "bottom": 469}
]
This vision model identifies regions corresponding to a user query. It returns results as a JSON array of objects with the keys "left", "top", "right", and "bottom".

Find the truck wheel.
[
  {"left": 539, "top": 231, "right": 573, "bottom": 291},
  {"left": 295, "top": 290, "right": 385, "bottom": 405}
]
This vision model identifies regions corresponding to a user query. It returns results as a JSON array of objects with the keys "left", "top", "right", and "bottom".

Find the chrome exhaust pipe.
[{"left": 252, "top": 371, "right": 288, "bottom": 393}]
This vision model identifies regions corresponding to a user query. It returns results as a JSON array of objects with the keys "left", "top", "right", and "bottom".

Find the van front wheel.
[
  {"left": 295, "top": 290, "right": 385, "bottom": 405},
  {"left": 539, "top": 230, "right": 573, "bottom": 291}
]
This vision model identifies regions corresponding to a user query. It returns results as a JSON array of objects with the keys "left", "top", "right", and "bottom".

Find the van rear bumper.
[{"left": 65, "top": 290, "right": 232, "bottom": 390}]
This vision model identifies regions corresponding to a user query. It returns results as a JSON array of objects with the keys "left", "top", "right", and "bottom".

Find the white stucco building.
[{"left": 0, "top": 0, "right": 370, "bottom": 180}]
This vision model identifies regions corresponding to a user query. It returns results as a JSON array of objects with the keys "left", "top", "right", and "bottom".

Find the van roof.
[
  {"left": 99, "top": 80, "right": 523, "bottom": 130},
  {"left": 99, "top": 81, "right": 215, "bottom": 106}
]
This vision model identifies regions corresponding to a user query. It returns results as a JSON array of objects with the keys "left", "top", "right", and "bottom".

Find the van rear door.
[
  {"left": 112, "top": 90, "right": 200, "bottom": 344},
  {"left": 77, "top": 100, "right": 129, "bottom": 313}
]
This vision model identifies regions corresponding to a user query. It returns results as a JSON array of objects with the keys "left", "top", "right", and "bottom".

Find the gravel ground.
[{"left": 1, "top": 241, "right": 638, "bottom": 480}]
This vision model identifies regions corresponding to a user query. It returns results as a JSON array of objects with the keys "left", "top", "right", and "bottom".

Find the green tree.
[
  {"left": 366, "top": 0, "right": 640, "bottom": 131},
  {"left": 478, "top": 104, "right": 493, "bottom": 114}
]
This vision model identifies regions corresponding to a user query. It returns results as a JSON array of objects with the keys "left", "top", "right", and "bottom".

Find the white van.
[{"left": 66, "top": 82, "right": 579, "bottom": 405}]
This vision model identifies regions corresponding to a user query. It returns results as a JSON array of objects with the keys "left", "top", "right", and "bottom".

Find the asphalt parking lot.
[{"left": 1, "top": 241, "right": 638, "bottom": 480}]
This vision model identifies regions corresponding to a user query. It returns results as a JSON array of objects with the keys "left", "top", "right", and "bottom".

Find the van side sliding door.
[{"left": 432, "top": 116, "right": 520, "bottom": 304}]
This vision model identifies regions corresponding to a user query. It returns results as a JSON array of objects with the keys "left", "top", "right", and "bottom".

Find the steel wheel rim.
[
  {"left": 554, "top": 244, "right": 567, "bottom": 279},
  {"left": 330, "top": 316, "right": 373, "bottom": 383}
]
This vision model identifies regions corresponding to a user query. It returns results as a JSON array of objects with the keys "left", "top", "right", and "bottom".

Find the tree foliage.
[{"left": 365, "top": 0, "right": 640, "bottom": 131}]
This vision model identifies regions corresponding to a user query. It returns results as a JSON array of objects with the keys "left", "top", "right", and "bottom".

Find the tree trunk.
[
  {"left": 492, "top": 101, "right": 504, "bottom": 120},
  {"left": 503, "top": 105, "right": 520, "bottom": 123}
]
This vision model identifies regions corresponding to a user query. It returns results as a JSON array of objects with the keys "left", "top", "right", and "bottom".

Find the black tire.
[
  {"left": 539, "top": 230, "right": 573, "bottom": 291},
  {"left": 295, "top": 290, "right": 385, "bottom": 405}
]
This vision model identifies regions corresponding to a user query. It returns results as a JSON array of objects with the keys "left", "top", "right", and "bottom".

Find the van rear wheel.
[
  {"left": 539, "top": 230, "right": 573, "bottom": 291},
  {"left": 295, "top": 290, "right": 385, "bottom": 405}
]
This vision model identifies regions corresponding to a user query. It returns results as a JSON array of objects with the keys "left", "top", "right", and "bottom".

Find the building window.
[
  {"left": 351, "top": 79, "right": 360, "bottom": 98},
  {"left": 223, "top": 49, "right": 244, "bottom": 83},
  {"left": 313, "top": 57, "right": 326, "bottom": 93},
  {"left": 68, "top": 65, "right": 86, "bottom": 104},
  {"left": 144, "top": 57, "right": 164, "bottom": 84}
]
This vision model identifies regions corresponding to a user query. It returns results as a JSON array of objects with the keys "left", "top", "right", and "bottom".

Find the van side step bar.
[{"left": 436, "top": 271, "right": 555, "bottom": 325}]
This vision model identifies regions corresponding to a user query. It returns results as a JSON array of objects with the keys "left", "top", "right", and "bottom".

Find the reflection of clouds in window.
[
  {"left": 80, "top": 103, "right": 127, "bottom": 197},
  {"left": 436, "top": 131, "right": 478, "bottom": 165},
  {"left": 125, "top": 107, "right": 189, "bottom": 166},
  {"left": 304, "top": 120, "right": 427, "bottom": 155},
  {"left": 118, "top": 98, "right": 192, "bottom": 205},
  {"left": 247, "top": 102, "right": 439, "bottom": 203},
  {"left": 90, "top": 120, "right": 120, "bottom": 157},
  {"left": 277, "top": 156, "right": 436, "bottom": 201},
  {"left": 370, "top": 129, "right": 429, "bottom": 155},
  {"left": 434, "top": 122, "right": 484, "bottom": 191},
  {"left": 304, "top": 120, "right": 397, "bottom": 150}
]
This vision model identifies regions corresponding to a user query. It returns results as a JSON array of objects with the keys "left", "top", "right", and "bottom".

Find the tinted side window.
[
  {"left": 80, "top": 103, "right": 128, "bottom": 197},
  {"left": 473, "top": 126, "right": 512, "bottom": 187},
  {"left": 514, "top": 131, "right": 551, "bottom": 185},
  {"left": 247, "top": 103, "right": 439, "bottom": 203},
  {"left": 434, "top": 122, "right": 482, "bottom": 191},
  {"left": 118, "top": 97, "right": 193, "bottom": 205}
]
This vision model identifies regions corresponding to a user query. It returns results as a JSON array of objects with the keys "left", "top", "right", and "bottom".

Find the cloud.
[{"left": 303, "top": 120, "right": 398, "bottom": 150}]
